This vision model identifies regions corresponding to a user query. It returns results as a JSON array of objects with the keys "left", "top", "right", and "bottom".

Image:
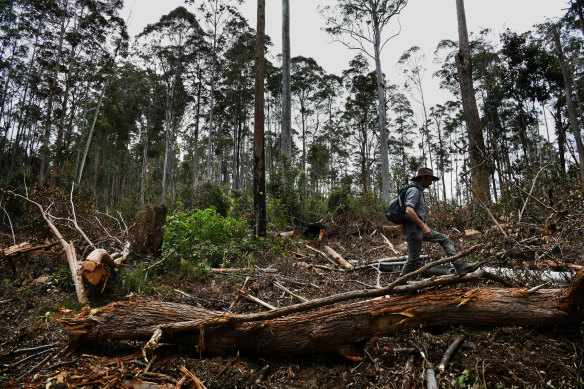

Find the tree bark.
[
  {"left": 373, "top": 29, "right": 390, "bottom": 201},
  {"left": 455, "top": 0, "right": 492, "bottom": 204},
  {"left": 254, "top": 0, "right": 267, "bottom": 236},
  {"left": 62, "top": 270, "right": 584, "bottom": 359},
  {"left": 280, "top": 0, "right": 292, "bottom": 159}
]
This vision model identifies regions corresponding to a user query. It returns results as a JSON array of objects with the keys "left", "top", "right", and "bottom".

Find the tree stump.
[{"left": 133, "top": 204, "right": 167, "bottom": 256}]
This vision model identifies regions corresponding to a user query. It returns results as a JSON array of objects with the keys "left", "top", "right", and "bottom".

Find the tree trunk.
[
  {"left": 553, "top": 27, "right": 584, "bottom": 190},
  {"left": 77, "top": 77, "right": 110, "bottom": 187},
  {"left": 373, "top": 29, "right": 391, "bottom": 201},
  {"left": 281, "top": 0, "right": 292, "bottom": 159},
  {"left": 62, "top": 270, "right": 584, "bottom": 359},
  {"left": 206, "top": 18, "right": 218, "bottom": 182},
  {"left": 454, "top": 0, "right": 492, "bottom": 204},
  {"left": 192, "top": 75, "right": 202, "bottom": 188},
  {"left": 254, "top": 0, "right": 267, "bottom": 237}
]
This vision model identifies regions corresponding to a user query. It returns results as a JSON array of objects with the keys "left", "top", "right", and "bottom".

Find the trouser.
[{"left": 400, "top": 223, "right": 457, "bottom": 276}]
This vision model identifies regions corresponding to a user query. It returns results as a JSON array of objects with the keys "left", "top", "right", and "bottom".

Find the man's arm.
[{"left": 406, "top": 206, "right": 433, "bottom": 238}]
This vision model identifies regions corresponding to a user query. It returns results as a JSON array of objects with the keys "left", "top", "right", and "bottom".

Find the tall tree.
[
  {"left": 290, "top": 56, "right": 324, "bottom": 173},
  {"left": 454, "top": 0, "right": 491, "bottom": 204},
  {"left": 186, "top": 0, "right": 243, "bottom": 182},
  {"left": 552, "top": 25, "right": 584, "bottom": 189},
  {"left": 254, "top": 0, "right": 266, "bottom": 236},
  {"left": 321, "top": 0, "right": 408, "bottom": 201},
  {"left": 342, "top": 55, "right": 377, "bottom": 194},
  {"left": 281, "top": 0, "right": 291, "bottom": 160},
  {"left": 38, "top": 0, "right": 68, "bottom": 186},
  {"left": 137, "top": 7, "right": 202, "bottom": 203}
]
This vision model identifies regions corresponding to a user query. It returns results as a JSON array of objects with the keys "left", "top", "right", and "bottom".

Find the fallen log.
[
  {"left": 80, "top": 249, "right": 116, "bottom": 286},
  {"left": 61, "top": 269, "right": 584, "bottom": 359}
]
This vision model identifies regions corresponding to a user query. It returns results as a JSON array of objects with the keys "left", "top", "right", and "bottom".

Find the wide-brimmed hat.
[{"left": 412, "top": 167, "right": 439, "bottom": 181}]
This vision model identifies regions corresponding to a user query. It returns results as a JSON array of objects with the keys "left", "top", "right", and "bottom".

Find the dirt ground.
[{"left": 1, "top": 210, "right": 583, "bottom": 388}]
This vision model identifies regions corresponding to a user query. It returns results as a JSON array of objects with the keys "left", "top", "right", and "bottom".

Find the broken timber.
[{"left": 61, "top": 269, "right": 584, "bottom": 359}]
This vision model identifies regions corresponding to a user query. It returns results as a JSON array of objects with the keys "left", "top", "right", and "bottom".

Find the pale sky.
[{"left": 122, "top": 0, "right": 570, "bottom": 106}]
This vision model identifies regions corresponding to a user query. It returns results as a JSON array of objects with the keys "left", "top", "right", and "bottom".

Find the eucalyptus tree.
[
  {"left": 455, "top": 0, "right": 491, "bottom": 204},
  {"left": 1, "top": 0, "right": 47, "bottom": 181},
  {"left": 37, "top": 0, "right": 68, "bottom": 187},
  {"left": 281, "top": 0, "right": 291, "bottom": 160},
  {"left": 386, "top": 85, "right": 415, "bottom": 188},
  {"left": 290, "top": 56, "right": 325, "bottom": 173},
  {"left": 342, "top": 54, "right": 378, "bottom": 194},
  {"left": 254, "top": 0, "right": 266, "bottom": 236},
  {"left": 75, "top": 3, "right": 128, "bottom": 187},
  {"left": 137, "top": 6, "right": 203, "bottom": 203},
  {"left": 397, "top": 45, "right": 433, "bottom": 170},
  {"left": 264, "top": 60, "right": 282, "bottom": 172},
  {"left": 316, "top": 73, "right": 343, "bottom": 190},
  {"left": 186, "top": 0, "right": 243, "bottom": 182},
  {"left": 321, "top": 0, "right": 408, "bottom": 201},
  {"left": 551, "top": 24, "right": 584, "bottom": 189},
  {"left": 220, "top": 20, "right": 255, "bottom": 190},
  {"left": 499, "top": 30, "right": 556, "bottom": 167},
  {"left": 429, "top": 104, "right": 455, "bottom": 202},
  {"left": 46, "top": 0, "right": 126, "bottom": 188}
]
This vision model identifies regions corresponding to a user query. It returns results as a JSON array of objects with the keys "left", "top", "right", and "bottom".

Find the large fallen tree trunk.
[{"left": 61, "top": 270, "right": 584, "bottom": 359}]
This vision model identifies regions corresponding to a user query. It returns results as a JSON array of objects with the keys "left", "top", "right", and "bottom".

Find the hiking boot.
[{"left": 453, "top": 260, "right": 482, "bottom": 277}]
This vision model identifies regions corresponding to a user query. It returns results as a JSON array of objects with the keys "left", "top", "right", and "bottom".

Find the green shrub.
[
  {"left": 327, "top": 188, "right": 352, "bottom": 215},
  {"left": 178, "top": 182, "right": 231, "bottom": 216},
  {"left": 161, "top": 208, "right": 249, "bottom": 270}
]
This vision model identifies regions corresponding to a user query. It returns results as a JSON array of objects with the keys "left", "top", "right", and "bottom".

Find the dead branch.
[
  {"left": 1, "top": 242, "right": 31, "bottom": 257},
  {"left": 305, "top": 244, "right": 337, "bottom": 266},
  {"left": 438, "top": 334, "right": 465, "bottom": 372},
  {"left": 69, "top": 184, "right": 95, "bottom": 249},
  {"left": 274, "top": 281, "right": 309, "bottom": 303},
  {"left": 8, "top": 190, "right": 87, "bottom": 304},
  {"left": 324, "top": 245, "right": 353, "bottom": 269},
  {"left": 400, "top": 354, "right": 415, "bottom": 388},
  {"left": 180, "top": 366, "right": 207, "bottom": 389},
  {"left": 380, "top": 233, "right": 399, "bottom": 255},
  {"left": 239, "top": 290, "right": 276, "bottom": 310},
  {"left": 518, "top": 164, "right": 549, "bottom": 223},
  {"left": 0, "top": 200, "right": 16, "bottom": 245}
]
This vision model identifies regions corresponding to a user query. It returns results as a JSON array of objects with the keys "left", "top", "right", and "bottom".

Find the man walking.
[{"left": 400, "top": 168, "right": 481, "bottom": 277}]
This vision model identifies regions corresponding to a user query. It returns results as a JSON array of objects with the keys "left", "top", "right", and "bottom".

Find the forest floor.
[{"left": 1, "top": 205, "right": 583, "bottom": 388}]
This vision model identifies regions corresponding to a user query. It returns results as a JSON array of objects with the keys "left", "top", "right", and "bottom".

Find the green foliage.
[
  {"left": 177, "top": 182, "right": 231, "bottom": 216},
  {"left": 267, "top": 158, "right": 301, "bottom": 225},
  {"left": 117, "top": 263, "right": 153, "bottom": 294},
  {"left": 454, "top": 369, "right": 478, "bottom": 388},
  {"left": 267, "top": 197, "right": 288, "bottom": 231},
  {"left": 161, "top": 208, "right": 249, "bottom": 271},
  {"left": 49, "top": 267, "right": 74, "bottom": 292},
  {"left": 229, "top": 189, "right": 252, "bottom": 221},
  {"left": 327, "top": 188, "right": 352, "bottom": 215}
]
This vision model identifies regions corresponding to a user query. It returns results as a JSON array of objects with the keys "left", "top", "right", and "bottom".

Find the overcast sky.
[{"left": 122, "top": 0, "right": 570, "bottom": 106}]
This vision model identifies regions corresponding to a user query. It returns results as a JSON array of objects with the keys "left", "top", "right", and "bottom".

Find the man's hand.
[{"left": 422, "top": 225, "right": 433, "bottom": 238}]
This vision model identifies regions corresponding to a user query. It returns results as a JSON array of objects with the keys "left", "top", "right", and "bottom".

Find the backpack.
[{"left": 384, "top": 184, "right": 419, "bottom": 224}]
